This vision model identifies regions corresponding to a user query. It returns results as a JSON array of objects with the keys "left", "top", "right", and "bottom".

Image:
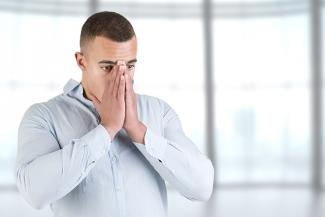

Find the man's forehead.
[
  {"left": 88, "top": 36, "right": 137, "bottom": 63},
  {"left": 93, "top": 35, "right": 137, "bottom": 48}
]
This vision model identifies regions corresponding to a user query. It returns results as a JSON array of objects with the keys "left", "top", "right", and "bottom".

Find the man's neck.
[{"left": 80, "top": 81, "right": 91, "bottom": 101}]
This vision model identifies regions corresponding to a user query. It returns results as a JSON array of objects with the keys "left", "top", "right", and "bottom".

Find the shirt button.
[{"left": 111, "top": 155, "right": 117, "bottom": 163}]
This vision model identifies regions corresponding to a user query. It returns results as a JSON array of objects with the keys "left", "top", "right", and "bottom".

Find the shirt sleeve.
[
  {"left": 132, "top": 100, "right": 215, "bottom": 201},
  {"left": 15, "top": 104, "right": 112, "bottom": 209}
]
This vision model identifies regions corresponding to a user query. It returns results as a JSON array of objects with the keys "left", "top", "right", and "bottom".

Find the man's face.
[{"left": 75, "top": 35, "right": 137, "bottom": 103}]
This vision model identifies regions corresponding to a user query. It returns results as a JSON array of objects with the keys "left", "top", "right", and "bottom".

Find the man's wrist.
[
  {"left": 102, "top": 124, "right": 118, "bottom": 140},
  {"left": 125, "top": 121, "right": 147, "bottom": 144}
]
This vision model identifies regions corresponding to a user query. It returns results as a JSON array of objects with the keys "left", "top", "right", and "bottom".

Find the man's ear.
[{"left": 75, "top": 52, "right": 87, "bottom": 71}]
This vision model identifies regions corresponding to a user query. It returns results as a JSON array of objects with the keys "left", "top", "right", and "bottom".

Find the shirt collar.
[
  {"left": 63, "top": 78, "right": 95, "bottom": 109},
  {"left": 63, "top": 78, "right": 79, "bottom": 94}
]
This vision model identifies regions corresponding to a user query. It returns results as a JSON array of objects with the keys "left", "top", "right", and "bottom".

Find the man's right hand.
[{"left": 89, "top": 61, "right": 126, "bottom": 140}]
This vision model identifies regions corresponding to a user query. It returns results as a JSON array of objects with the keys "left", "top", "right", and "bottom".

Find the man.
[{"left": 16, "top": 11, "right": 214, "bottom": 217}]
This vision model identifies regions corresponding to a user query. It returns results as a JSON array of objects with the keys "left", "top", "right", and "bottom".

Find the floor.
[{"left": 1, "top": 188, "right": 325, "bottom": 217}]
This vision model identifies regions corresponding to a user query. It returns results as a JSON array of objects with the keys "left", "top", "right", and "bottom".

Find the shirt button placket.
[{"left": 110, "top": 153, "right": 126, "bottom": 217}]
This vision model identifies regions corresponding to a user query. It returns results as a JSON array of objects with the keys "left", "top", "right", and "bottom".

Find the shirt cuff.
[
  {"left": 133, "top": 127, "right": 167, "bottom": 163},
  {"left": 80, "top": 124, "right": 112, "bottom": 160}
]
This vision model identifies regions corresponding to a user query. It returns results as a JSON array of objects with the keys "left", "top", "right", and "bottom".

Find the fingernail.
[{"left": 117, "top": 60, "right": 125, "bottom": 66}]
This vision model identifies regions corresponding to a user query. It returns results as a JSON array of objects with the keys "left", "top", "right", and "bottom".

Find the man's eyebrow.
[
  {"left": 127, "top": 59, "right": 137, "bottom": 64},
  {"left": 98, "top": 59, "right": 137, "bottom": 64},
  {"left": 98, "top": 60, "right": 115, "bottom": 64}
]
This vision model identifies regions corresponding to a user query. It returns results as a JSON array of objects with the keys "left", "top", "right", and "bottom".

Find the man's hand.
[
  {"left": 89, "top": 61, "right": 126, "bottom": 139},
  {"left": 123, "top": 68, "right": 147, "bottom": 144}
]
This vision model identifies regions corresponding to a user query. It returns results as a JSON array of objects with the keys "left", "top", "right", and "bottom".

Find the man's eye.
[
  {"left": 101, "top": 65, "right": 113, "bottom": 72},
  {"left": 127, "top": 65, "right": 135, "bottom": 70}
]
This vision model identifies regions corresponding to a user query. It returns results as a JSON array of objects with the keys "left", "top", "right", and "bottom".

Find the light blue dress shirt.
[{"left": 16, "top": 78, "right": 214, "bottom": 217}]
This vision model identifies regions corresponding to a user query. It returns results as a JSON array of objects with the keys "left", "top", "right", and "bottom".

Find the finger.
[
  {"left": 118, "top": 74, "right": 126, "bottom": 101},
  {"left": 113, "top": 64, "right": 124, "bottom": 97},
  {"left": 124, "top": 73, "right": 133, "bottom": 106},
  {"left": 125, "top": 71, "right": 134, "bottom": 98},
  {"left": 108, "top": 65, "right": 119, "bottom": 94},
  {"left": 129, "top": 74, "right": 134, "bottom": 92},
  {"left": 124, "top": 72, "right": 129, "bottom": 93}
]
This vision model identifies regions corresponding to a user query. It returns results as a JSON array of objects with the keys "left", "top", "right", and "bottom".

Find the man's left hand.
[{"left": 123, "top": 68, "right": 147, "bottom": 144}]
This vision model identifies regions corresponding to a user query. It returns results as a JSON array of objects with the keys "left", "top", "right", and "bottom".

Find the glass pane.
[
  {"left": 216, "top": 87, "right": 311, "bottom": 183},
  {"left": 214, "top": 15, "right": 311, "bottom": 184},
  {"left": 214, "top": 16, "right": 310, "bottom": 86}
]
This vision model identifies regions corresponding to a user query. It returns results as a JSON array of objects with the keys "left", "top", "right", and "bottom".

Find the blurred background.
[{"left": 0, "top": 0, "right": 324, "bottom": 216}]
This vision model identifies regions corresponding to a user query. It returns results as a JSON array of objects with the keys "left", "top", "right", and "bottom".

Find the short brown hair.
[{"left": 80, "top": 11, "right": 135, "bottom": 50}]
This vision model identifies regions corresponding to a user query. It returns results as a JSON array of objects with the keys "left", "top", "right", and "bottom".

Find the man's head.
[{"left": 75, "top": 11, "right": 137, "bottom": 103}]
